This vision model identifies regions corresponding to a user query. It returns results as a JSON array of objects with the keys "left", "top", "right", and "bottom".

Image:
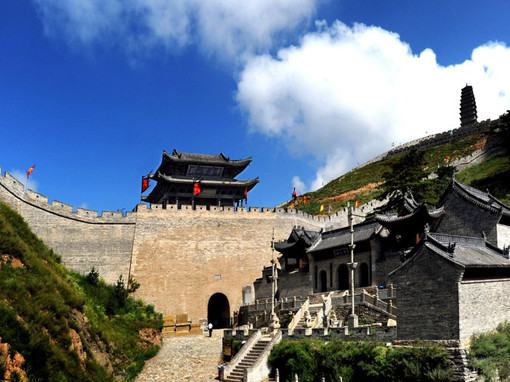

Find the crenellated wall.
[
  {"left": 0, "top": 167, "right": 381, "bottom": 323},
  {"left": 0, "top": 169, "right": 136, "bottom": 284}
]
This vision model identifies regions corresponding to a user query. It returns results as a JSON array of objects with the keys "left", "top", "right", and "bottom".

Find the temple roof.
[
  {"left": 307, "top": 221, "right": 380, "bottom": 254},
  {"left": 389, "top": 232, "right": 510, "bottom": 279},
  {"left": 424, "top": 233, "right": 509, "bottom": 268},
  {"left": 156, "top": 174, "right": 259, "bottom": 188},
  {"left": 274, "top": 226, "right": 320, "bottom": 253},
  {"left": 375, "top": 194, "right": 445, "bottom": 226},
  {"left": 449, "top": 179, "right": 510, "bottom": 217},
  {"left": 161, "top": 149, "right": 252, "bottom": 171}
]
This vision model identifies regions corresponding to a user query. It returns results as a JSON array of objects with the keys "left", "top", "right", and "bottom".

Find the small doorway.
[
  {"left": 359, "top": 263, "right": 370, "bottom": 287},
  {"left": 337, "top": 264, "right": 349, "bottom": 290},
  {"left": 208, "top": 293, "right": 230, "bottom": 328},
  {"left": 319, "top": 270, "right": 328, "bottom": 292}
]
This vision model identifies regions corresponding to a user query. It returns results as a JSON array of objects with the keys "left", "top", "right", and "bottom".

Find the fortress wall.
[
  {"left": 358, "top": 119, "right": 495, "bottom": 169},
  {"left": 130, "top": 204, "right": 326, "bottom": 322},
  {"left": 0, "top": 167, "right": 378, "bottom": 323},
  {"left": 0, "top": 170, "right": 136, "bottom": 284}
]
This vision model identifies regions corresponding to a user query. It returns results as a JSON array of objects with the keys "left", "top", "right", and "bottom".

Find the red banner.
[{"left": 194, "top": 182, "right": 201, "bottom": 196}]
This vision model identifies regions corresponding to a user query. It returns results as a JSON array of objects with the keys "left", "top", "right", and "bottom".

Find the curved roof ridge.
[
  {"left": 452, "top": 179, "right": 510, "bottom": 216},
  {"left": 163, "top": 149, "right": 252, "bottom": 166},
  {"left": 375, "top": 204, "right": 445, "bottom": 224}
]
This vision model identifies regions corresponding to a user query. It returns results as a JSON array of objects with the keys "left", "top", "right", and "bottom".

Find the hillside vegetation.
[
  {"left": 0, "top": 202, "right": 163, "bottom": 381},
  {"left": 285, "top": 117, "right": 510, "bottom": 214},
  {"left": 269, "top": 339, "right": 454, "bottom": 382}
]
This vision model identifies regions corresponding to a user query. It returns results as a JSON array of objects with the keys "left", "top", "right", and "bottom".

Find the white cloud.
[
  {"left": 31, "top": 0, "right": 316, "bottom": 60},
  {"left": 236, "top": 21, "right": 510, "bottom": 192},
  {"left": 10, "top": 170, "right": 39, "bottom": 192},
  {"left": 292, "top": 175, "right": 306, "bottom": 195}
]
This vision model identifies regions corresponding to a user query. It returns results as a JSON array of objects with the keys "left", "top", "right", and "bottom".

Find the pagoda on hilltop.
[
  {"left": 142, "top": 149, "right": 259, "bottom": 207},
  {"left": 460, "top": 84, "right": 478, "bottom": 127}
]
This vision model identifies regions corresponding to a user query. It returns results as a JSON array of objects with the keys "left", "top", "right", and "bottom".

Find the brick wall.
[
  {"left": 497, "top": 223, "right": 510, "bottom": 249},
  {"left": 390, "top": 248, "right": 462, "bottom": 340},
  {"left": 458, "top": 278, "right": 510, "bottom": 342},
  {"left": 0, "top": 172, "right": 135, "bottom": 284},
  {"left": 130, "top": 204, "right": 323, "bottom": 322}
]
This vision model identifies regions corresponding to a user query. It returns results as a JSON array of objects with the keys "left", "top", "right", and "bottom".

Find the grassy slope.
[
  {"left": 0, "top": 202, "right": 163, "bottom": 382},
  {"left": 285, "top": 131, "right": 509, "bottom": 215}
]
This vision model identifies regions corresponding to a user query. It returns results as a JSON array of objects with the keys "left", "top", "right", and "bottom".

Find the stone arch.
[
  {"left": 337, "top": 263, "right": 349, "bottom": 290},
  {"left": 319, "top": 270, "right": 328, "bottom": 292},
  {"left": 208, "top": 293, "right": 230, "bottom": 328},
  {"left": 359, "top": 263, "right": 370, "bottom": 287}
]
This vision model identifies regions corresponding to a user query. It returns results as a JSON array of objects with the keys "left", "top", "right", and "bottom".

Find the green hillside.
[
  {"left": 285, "top": 116, "right": 510, "bottom": 214},
  {"left": 0, "top": 202, "right": 163, "bottom": 381}
]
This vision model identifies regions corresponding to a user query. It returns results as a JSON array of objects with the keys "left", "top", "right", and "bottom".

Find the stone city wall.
[
  {"left": 0, "top": 167, "right": 380, "bottom": 324},
  {"left": 130, "top": 203, "right": 325, "bottom": 322},
  {"left": 0, "top": 169, "right": 136, "bottom": 284},
  {"left": 458, "top": 278, "right": 510, "bottom": 344},
  {"left": 358, "top": 119, "right": 496, "bottom": 169}
]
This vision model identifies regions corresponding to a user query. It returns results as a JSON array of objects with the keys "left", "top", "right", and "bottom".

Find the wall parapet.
[{"left": 0, "top": 170, "right": 136, "bottom": 224}]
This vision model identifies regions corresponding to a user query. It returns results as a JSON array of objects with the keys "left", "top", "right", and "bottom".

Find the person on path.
[{"left": 208, "top": 322, "right": 213, "bottom": 337}]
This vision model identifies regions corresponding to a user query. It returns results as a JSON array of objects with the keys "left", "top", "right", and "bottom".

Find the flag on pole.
[
  {"left": 141, "top": 175, "right": 150, "bottom": 193},
  {"left": 292, "top": 187, "right": 297, "bottom": 200},
  {"left": 244, "top": 186, "right": 248, "bottom": 200},
  {"left": 320, "top": 204, "right": 325, "bottom": 212},
  {"left": 303, "top": 196, "right": 307, "bottom": 205},
  {"left": 328, "top": 205, "right": 332, "bottom": 213},
  {"left": 193, "top": 182, "right": 201, "bottom": 196},
  {"left": 347, "top": 201, "right": 350, "bottom": 207},
  {"left": 355, "top": 200, "right": 360, "bottom": 208},
  {"left": 27, "top": 165, "right": 35, "bottom": 179}
]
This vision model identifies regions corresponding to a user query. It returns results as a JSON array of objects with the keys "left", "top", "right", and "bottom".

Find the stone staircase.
[
  {"left": 293, "top": 303, "right": 322, "bottom": 329},
  {"left": 223, "top": 336, "right": 272, "bottom": 382}
]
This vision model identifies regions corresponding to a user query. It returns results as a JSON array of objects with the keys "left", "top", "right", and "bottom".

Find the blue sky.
[{"left": 1, "top": 0, "right": 510, "bottom": 213}]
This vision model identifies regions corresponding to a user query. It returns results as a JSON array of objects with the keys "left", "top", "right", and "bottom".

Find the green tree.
[{"left": 376, "top": 149, "right": 428, "bottom": 213}]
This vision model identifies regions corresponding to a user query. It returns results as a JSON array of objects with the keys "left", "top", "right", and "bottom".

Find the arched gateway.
[{"left": 208, "top": 293, "right": 230, "bottom": 328}]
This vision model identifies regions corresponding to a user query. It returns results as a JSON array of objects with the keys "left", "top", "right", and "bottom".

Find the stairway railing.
[
  {"left": 221, "top": 329, "right": 261, "bottom": 381},
  {"left": 244, "top": 330, "right": 282, "bottom": 382},
  {"left": 288, "top": 297, "right": 309, "bottom": 334}
]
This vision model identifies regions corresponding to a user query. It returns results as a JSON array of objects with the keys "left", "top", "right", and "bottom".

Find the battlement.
[
  {"left": 0, "top": 169, "right": 136, "bottom": 224},
  {"left": 358, "top": 118, "right": 497, "bottom": 169}
]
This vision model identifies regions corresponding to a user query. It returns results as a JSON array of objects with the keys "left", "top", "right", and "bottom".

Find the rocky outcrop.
[{"left": 0, "top": 336, "right": 28, "bottom": 382}]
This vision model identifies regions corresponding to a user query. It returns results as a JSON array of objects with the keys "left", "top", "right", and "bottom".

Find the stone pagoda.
[
  {"left": 460, "top": 85, "right": 477, "bottom": 127},
  {"left": 142, "top": 149, "right": 259, "bottom": 207}
]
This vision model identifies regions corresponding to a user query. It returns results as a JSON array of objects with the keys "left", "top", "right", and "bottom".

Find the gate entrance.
[{"left": 208, "top": 293, "right": 230, "bottom": 328}]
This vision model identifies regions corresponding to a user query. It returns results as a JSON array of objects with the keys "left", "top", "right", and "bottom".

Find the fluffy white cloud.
[
  {"left": 236, "top": 21, "right": 510, "bottom": 192},
  {"left": 31, "top": 0, "right": 316, "bottom": 60},
  {"left": 292, "top": 175, "right": 306, "bottom": 195},
  {"left": 10, "top": 170, "right": 39, "bottom": 192}
]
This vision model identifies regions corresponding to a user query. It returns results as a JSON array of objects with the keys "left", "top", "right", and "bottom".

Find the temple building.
[
  {"left": 142, "top": 149, "right": 259, "bottom": 207},
  {"left": 460, "top": 85, "right": 478, "bottom": 127},
  {"left": 254, "top": 179, "right": 510, "bottom": 302}
]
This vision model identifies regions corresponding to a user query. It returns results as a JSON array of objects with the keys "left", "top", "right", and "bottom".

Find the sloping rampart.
[{"left": 0, "top": 168, "right": 136, "bottom": 284}]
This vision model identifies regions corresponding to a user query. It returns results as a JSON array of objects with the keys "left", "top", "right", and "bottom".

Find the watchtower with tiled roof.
[{"left": 143, "top": 149, "right": 259, "bottom": 207}]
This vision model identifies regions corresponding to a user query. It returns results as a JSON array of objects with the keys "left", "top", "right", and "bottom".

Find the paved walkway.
[{"left": 135, "top": 330, "right": 223, "bottom": 382}]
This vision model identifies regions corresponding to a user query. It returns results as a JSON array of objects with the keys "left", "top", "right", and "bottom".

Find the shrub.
[
  {"left": 269, "top": 339, "right": 453, "bottom": 382},
  {"left": 469, "top": 321, "right": 510, "bottom": 381}
]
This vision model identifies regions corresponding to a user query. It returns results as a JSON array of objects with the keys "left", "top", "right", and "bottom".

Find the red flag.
[
  {"left": 193, "top": 182, "right": 201, "bottom": 196},
  {"left": 244, "top": 186, "right": 248, "bottom": 200},
  {"left": 27, "top": 165, "right": 35, "bottom": 179},
  {"left": 292, "top": 187, "right": 297, "bottom": 200},
  {"left": 355, "top": 200, "right": 360, "bottom": 208},
  {"left": 141, "top": 176, "right": 150, "bottom": 193}
]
